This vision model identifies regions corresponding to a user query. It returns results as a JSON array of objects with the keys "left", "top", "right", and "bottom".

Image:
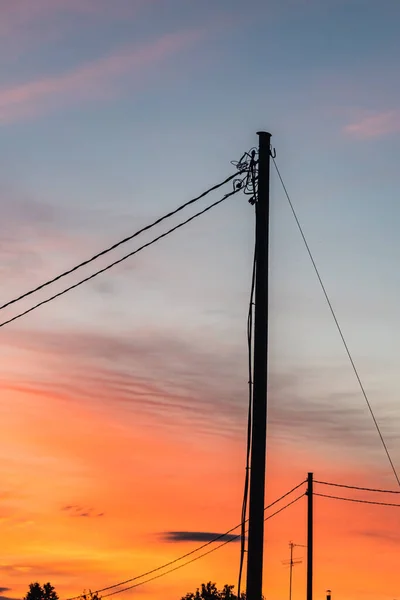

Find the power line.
[
  {"left": 66, "top": 481, "right": 306, "bottom": 600},
  {"left": 0, "top": 188, "right": 241, "bottom": 330},
  {"left": 315, "top": 480, "right": 400, "bottom": 494},
  {"left": 0, "top": 171, "right": 246, "bottom": 314},
  {"left": 272, "top": 156, "right": 400, "bottom": 488},
  {"left": 237, "top": 203, "right": 256, "bottom": 599},
  {"left": 315, "top": 492, "right": 400, "bottom": 508},
  {"left": 100, "top": 493, "right": 305, "bottom": 599}
]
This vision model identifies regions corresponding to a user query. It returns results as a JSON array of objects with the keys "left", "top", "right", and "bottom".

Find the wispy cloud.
[
  {"left": 0, "top": 0, "right": 147, "bottom": 32},
  {"left": 0, "top": 191, "right": 94, "bottom": 287},
  {"left": 343, "top": 109, "right": 400, "bottom": 139},
  {"left": 0, "top": 559, "right": 106, "bottom": 578},
  {"left": 0, "top": 193, "right": 60, "bottom": 271},
  {"left": 0, "top": 28, "right": 204, "bottom": 124},
  {"left": 2, "top": 326, "right": 396, "bottom": 458},
  {"left": 358, "top": 529, "right": 400, "bottom": 545},
  {"left": 62, "top": 505, "right": 104, "bottom": 518},
  {"left": 0, "top": 0, "right": 153, "bottom": 62}
]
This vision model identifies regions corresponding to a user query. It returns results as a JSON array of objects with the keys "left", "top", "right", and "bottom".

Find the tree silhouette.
[
  {"left": 180, "top": 581, "right": 247, "bottom": 599},
  {"left": 79, "top": 591, "right": 102, "bottom": 600},
  {"left": 24, "top": 583, "right": 59, "bottom": 600}
]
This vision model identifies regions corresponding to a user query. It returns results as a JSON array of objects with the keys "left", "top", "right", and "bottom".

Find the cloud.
[
  {"left": 0, "top": 559, "right": 106, "bottom": 578},
  {"left": 2, "top": 326, "right": 397, "bottom": 462},
  {"left": 0, "top": 191, "right": 91, "bottom": 283},
  {"left": 0, "top": 0, "right": 148, "bottom": 32},
  {"left": 267, "top": 369, "right": 400, "bottom": 472},
  {"left": 161, "top": 531, "right": 240, "bottom": 543},
  {"left": 0, "top": 590, "right": 11, "bottom": 595},
  {"left": 0, "top": 28, "right": 204, "bottom": 124},
  {"left": 1, "top": 327, "right": 247, "bottom": 438},
  {"left": 0, "top": 184, "right": 160, "bottom": 290},
  {"left": 62, "top": 505, "right": 104, "bottom": 518},
  {"left": 343, "top": 109, "right": 400, "bottom": 139},
  {"left": 0, "top": 194, "right": 59, "bottom": 252},
  {"left": 0, "top": 1, "right": 154, "bottom": 64},
  {"left": 358, "top": 529, "right": 400, "bottom": 545}
]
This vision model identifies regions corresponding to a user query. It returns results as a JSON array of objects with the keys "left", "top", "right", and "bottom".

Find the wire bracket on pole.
[{"left": 231, "top": 148, "right": 259, "bottom": 205}]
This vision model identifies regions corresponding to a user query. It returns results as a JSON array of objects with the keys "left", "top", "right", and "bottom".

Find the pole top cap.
[{"left": 257, "top": 131, "right": 272, "bottom": 137}]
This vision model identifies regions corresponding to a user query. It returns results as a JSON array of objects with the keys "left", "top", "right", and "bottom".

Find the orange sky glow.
[{"left": 1, "top": 362, "right": 399, "bottom": 600}]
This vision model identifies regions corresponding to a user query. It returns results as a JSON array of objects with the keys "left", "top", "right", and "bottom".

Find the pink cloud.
[
  {"left": 0, "top": 1, "right": 152, "bottom": 59},
  {"left": 343, "top": 109, "right": 400, "bottom": 139},
  {"left": 0, "top": 0, "right": 145, "bottom": 28},
  {"left": 0, "top": 28, "right": 203, "bottom": 124}
]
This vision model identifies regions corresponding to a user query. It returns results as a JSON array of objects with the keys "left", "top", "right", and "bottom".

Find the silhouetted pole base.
[{"left": 306, "top": 473, "right": 314, "bottom": 600}]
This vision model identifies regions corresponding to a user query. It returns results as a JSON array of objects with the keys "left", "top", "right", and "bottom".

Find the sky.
[{"left": 1, "top": 1, "right": 400, "bottom": 599}]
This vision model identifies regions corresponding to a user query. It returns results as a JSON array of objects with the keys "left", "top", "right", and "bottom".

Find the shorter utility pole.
[
  {"left": 306, "top": 473, "right": 313, "bottom": 600},
  {"left": 282, "top": 541, "right": 304, "bottom": 600}
]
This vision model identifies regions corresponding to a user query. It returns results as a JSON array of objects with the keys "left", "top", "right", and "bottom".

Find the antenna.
[{"left": 282, "top": 541, "right": 306, "bottom": 600}]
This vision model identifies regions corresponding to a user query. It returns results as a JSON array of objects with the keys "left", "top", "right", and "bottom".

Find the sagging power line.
[
  {"left": 315, "top": 492, "right": 400, "bottom": 508},
  {"left": 0, "top": 187, "right": 244, "bottom": 329},
  {"left": 314, "top": 479, "right": 400, "bottom": 494},
  {"left": 101, "top": 494, "right": 305, "bottom": 599},
  {"left": 66, "top": 473, "right": 400, "bottom": 600},
  {"left": 66, "top": 482, "right": 305, "bottom": 600},
  {"left": 0, "top": 170, "right": 247, "bottom": 314}
]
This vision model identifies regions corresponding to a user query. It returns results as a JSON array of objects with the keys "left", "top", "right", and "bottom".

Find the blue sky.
[{"left": 1, "top": 0, "right": 400, "bottom": 460}]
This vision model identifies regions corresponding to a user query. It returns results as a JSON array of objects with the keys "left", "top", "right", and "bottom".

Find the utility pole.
[
  {"left": 306, "top": 473, "right": 313, "bottom": 600},
  {"left": 246, "top": 131, "right": 272, "bottom": 600},
  {"left": 282, "top": 542, "right": 304, "bottom": 600}
]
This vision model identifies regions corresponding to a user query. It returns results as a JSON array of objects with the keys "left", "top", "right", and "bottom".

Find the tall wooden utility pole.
[
  {"left": 246, "top": 131, "right": 271, "bottom": 600},
  {"left": 306, "top": 473, "right": 314, "bottom": 600}
]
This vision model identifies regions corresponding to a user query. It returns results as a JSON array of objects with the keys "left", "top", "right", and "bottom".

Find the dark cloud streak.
[
  {"left": 357, "top": 529, "right": 400, "bottom": 545},
  {"left": 62, "top": 505, "right": 104, "bottom": 518},
  {"left": 161, "top": 531, "right": 240, "bottom": 543}
]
